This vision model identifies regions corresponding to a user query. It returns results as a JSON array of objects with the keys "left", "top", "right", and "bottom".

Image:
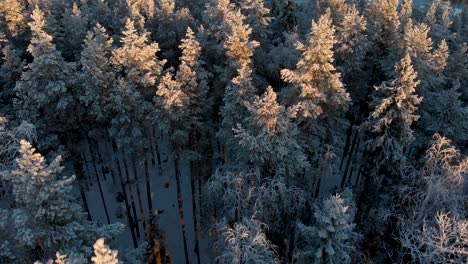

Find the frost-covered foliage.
[
  {"left": 0, "top": 42, "right": 24, "bottom": 100},
  {"left": 214, "top": 217, "right": 279, "bottom": 264},
  {"left": 204, "top": 169, "right": 259, "bottom": 223},
  {"left": 0, "top": 0, "right": 26, "bottom": 37},
  {"left": 91, "top": 238, "right": 120, "bottom": 264},
  {"left": 398, "top": 134, "right": 468, "bottom": 263},
  {"left": 253, "top": 177, "right": 307, "bottom": 235},
  {"left": 112, "top": 18, "right": 165, "bottom": 99},
  {"left": 79, "top": 23, "right": 115, "bottom": 125},
  {"left": 13, "top": 6, "right": 77, "bottom": 139},
  {"left": 233, "top": 86, "right": 308, "bottom": 176},
  {"left": 295, "top": 193, "right": 358, "bottom": 264},
  {"left": 281, "top": 9, "right": 349, "bottom": 120},
  {"left": 1, "top": 140, "right": 122, "bottom": 262},
  {"left": 362, "top": 53, "right": 422, "bottom": 180}
]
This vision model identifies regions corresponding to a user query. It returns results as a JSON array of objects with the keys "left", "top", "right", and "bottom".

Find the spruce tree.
[{"left": 0, "top": 0, "right": 26, "bottom": 38}]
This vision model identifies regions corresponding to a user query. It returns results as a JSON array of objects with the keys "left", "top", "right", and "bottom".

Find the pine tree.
[
  {"left": 215, "top": 217, "right": 279, "bottom": 264},
  {"left": 362, "top": 53, "right": 422, "bottom": 181},
  {"left": 281, "top": 9, "right": 350, "bottom": 165},
  {"left": 233, "top": 86, "right": 308, "bottom": 176},
  {"left": 238, "top": 0, "right": 271, "bottom": 42},
  {"left": 91, "top": 239, "right": 119, "bottom": 264},
  {"left": 0, "top": 0, "right": 26, "bottom": 38},
  {"left": 112, "top": 18, "right": 166, "bottom": 99},
  {"left": 13, "top": 6, "right": 77, "bottom": 145},
  {"left": 295, "top": 193, "right": 358, "bottom": 264},
  {"left": 0, "top": 42, "right": 24, "bottom": 100},
  {"left": 58, "top": 3, "right": 88, "bottom": 61},
  {"left": 399, "top": 0, "right": 413, "bottom": 26},
  {"left": 2, "top": 140, "right": 122, "bottom": 261},
  {"left": 335, "top": 4, "right": 369, "bottom": 104},
  {"left": 79, "top": 23, "right": 115, "bottom": 125},
  {"left": 281, "top": 9, "right": 349, "bottom": 121},
  {"left": 420, "top": 81, "right": 468, "bottom": 147}
]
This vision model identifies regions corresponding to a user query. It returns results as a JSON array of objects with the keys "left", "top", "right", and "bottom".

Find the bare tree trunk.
[
  {"left": 88, "top": 139, "right": 111, "bottom": 224},
  {"left": 69, "top": 145, "right": 92, "bottom": 221},
  {"left": 347, "top": 138, "right": 361, "bottom": 185},
  {"left": 112, "top": 141, "right": 138, "bottom": 248},
  {"left": 79, "top": 152, "right": 91, "bottom": 191},
  {"left": 152, "top": 125, "right": 163, "bottom": 176},
  {"left": 341, "top": 132, "right": 359, "bottom": 188},
  {"left": 190, "top": 134, "right": 201, "bottom": 264},
  {"left": 340, "top": 123, "right": 354, "bottom": 170},
  {"left": 142, "top": 147, "right": 153, "bottom": 213},
  {"left": 121, "top": 149, "right": 141, "bottom": 238},
  {"left": 174, "top": 147, "right": 189, "bottom": 264},
  {"left": 104, "top": 140, "right": 117, "bottom": 185},
  {"left": 131, "top": 155, "right": 147, "bottom": 233}
]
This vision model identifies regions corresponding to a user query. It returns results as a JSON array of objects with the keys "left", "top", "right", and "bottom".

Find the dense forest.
[{"left": 0, "top": 0, "right": 467, "bottom": 263}]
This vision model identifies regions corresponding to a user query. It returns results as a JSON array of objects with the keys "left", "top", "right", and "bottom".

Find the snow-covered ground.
[{"left": 80, "top": 136, "right": 213, "bottom": 263}]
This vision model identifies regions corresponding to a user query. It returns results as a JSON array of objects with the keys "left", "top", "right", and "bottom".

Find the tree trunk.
[
  {"left": 104, "top": 140, "right": 117, "bottom": 185},
  {"left": 89, "top": 140, "right": 111, "bottom": 225},
  {"left": 152, "top": 125, "right": 163, "bottom": 176},
  {"left": 69, "top": 146, "right": 92, "bottom": 221},
  {"left": 174, "top": 147, "right": 189, "bottom": 264},
  {"left": 121, "top": 150, "right": 141, "bottom": 238},
  {"left": 131, "top": 155, "right": 147, "bottom": 233},
  {"left": 112, "top": 141, "right": 138, "bottom": 248},
  {"left": 190, "top": 134, "right": 201, "bottom": 264},
  {"left": 341, "top": 132, "right": 359, "bottom": 188},
  {"left": 142, "top": 147, "right": 153, "bottom": 213},
  {"left": 340, "top": 122, "right": 354, "bottom": 170}
]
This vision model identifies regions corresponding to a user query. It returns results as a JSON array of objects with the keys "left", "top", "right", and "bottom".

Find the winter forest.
[{"left": 0, "top": 0, "right": 467, "bottom": 263}]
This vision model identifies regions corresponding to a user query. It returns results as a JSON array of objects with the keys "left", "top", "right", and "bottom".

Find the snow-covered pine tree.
[
  {"left": 0, "top": 41, "right": 24, "bottom": 100},
  {"left": 112, "top": 18, "right": 166, "bottom": 99},
  {"left": 0, "top": 0, "right": 26, "bottom": 38},
  {"left": 91, "top": 238, "right": 119, "bottom": 264},
  {"left": 281, "top": 9, "right": 350, "bottom": 172},
  {"left": 149, "top": 0, "right": 193, "bottom": 65},
  {"left": 58, "top": 3, "right": 88, "bottom": 61},
  {"left": 362, "top": 53, "right": 422, "bottom": 183},
  {"left": 79, "top": 23, "right": 115, "bottom": 125},
  {"left": 233, "top": 86, "right": 308, "bottom": 177},
  {"left": 2, "top": 140, "right": 122, "bottom": 262},
  {"left": 13, "top": 6, "right": 78, "bottom": 146},
  {"left": 295, "top": 193, "right": 358, "bottom": 264},
  {"left": 238, "top": 0, "right": 271, "bottom": 42},
  {"left": 335, "top": 4, "right": 369, "bottom": 105},
  {"left": 219, "top": 65, "right": 257, "bottom": 163},
  {"left": 281, "top": 9, "right": 349, "bottom": 121},
  {"left": 215, "top": 217, "right": 279, "bottom": 264}
]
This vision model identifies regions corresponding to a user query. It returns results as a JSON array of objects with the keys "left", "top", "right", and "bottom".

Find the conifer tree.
[
  {"left": 91, "top": 239, "right": 119, "bottom": 264},
  {"left": 238, "top": 0, "right": 271, "bottom": 42},
  {"left": 233, "top": 86, "right": 308, "bottom": 176},
  {"left": 58, "top": 3, "right": 88, "bottom": 61},
  {"left": 215, "top": 217, "right": 279, "bottom": 264},
  {"left": 295, "top": 193, "right": 358, "bottom": 264},
  {"left": 79, "top": 23, "right": 115, "bottom": 125},
  {"left": 362, "top": 53, "right": 422, "bottom": 181},
  {"left": 0, "top": 42, "right": 24, "bottom": 100},
  {"left": 13, "top": 6, "right": 78, "bottom": 145},
  {"left": 281, "top": 9, "right": 350, "bottom": 165},
  {"left": 335, "top": 4, "right": 369, "bottom": 104},
  {"left": 112, "top": 18, "right": 165, "bottom": 99},
  {"left": 0, "top": 0, "right": 26, "bottom": 38},
  {"left": 281, "top": 9, "right": 349, "bottom": 121},
  {"left": 2, "top": 140, "right": 122, "bottom": 261}
]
